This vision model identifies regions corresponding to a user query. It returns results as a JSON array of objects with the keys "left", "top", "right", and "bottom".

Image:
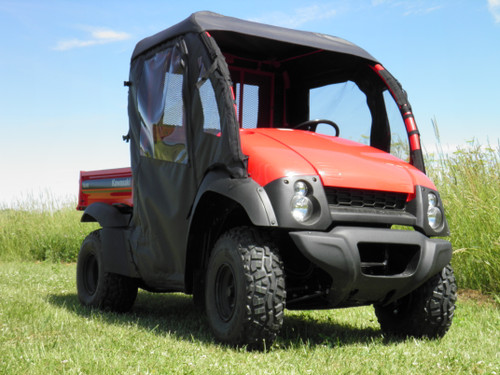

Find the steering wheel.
[{"left": 293, "top": 119, "right": 340, "bottom": 136}]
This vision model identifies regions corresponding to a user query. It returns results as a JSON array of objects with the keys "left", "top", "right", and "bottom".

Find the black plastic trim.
[
  {"left": 81, "top": 202, "right": 131, "bottom": 228},
  {"left": 101, "top": 228, "right": 140, "bottom": 278},
  {"left": 326, "top": 185, "right": 450, "bottom": 237},
  {"left": 329, "top": 206, "right": 416, "bottom": 226},
  {"left": 406, "top": 186, "right": 450, "bottom": 236},
  {"left": 264, "top": 175, "right": 332, "bottom": 230},
  {"left": 190, "top": 170, "right": 277, "bottom": 227},
  {"left": 289, "top": 226, "right": 452, "bottom": 307}
]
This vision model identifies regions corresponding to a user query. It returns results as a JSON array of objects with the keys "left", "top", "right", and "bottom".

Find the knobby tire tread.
[
  {"left": 207, "top": 226, "right": 286, "bottom": 349},
  {"left": 375, "top": 264, "right": 457, "bottom": 338},
  {"left": 77, "top": 230, "right": 138, "bottom": 313}
]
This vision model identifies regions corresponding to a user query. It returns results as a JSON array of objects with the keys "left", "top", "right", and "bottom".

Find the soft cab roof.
[{"left": 132, "top": 11, "right": 378, "bottom": 63}]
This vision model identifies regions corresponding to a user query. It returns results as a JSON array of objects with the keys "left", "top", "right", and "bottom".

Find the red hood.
[{"left": 240, "top": 128, "right": 435, "bottom": 193}]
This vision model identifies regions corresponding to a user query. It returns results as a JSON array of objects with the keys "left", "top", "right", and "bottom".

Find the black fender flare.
[
  {"left": 184, "top": 170, "right": 277, "bottom": 294},
  {"left": 81, "top": 202, "right": 131, "bottom": 228},
  {"left": 191, "top": 170, "right": 278, "bottom": 228}
]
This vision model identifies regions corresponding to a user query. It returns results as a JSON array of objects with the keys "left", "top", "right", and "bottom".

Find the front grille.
[{"left": 325, "top": 187, "right": 407, "bottom": 210}]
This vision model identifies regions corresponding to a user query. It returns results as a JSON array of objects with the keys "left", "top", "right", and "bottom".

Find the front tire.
[
  {"left": 205, "top": 227, "right": 286, "bottom": 349},
  {"left": 77, "top": 230, "right": 138, "bottom": 313},
  {"left": 375, "top": 264, "right": 457, "bottom": 338}
]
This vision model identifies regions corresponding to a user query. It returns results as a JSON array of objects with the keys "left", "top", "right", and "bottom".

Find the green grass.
[
  {"left": 1, "top": 261, "right": 498, "bottom": 375},
  {"left": 0, "top": 193, "right": 98, "bottom": 262},
  {"left": 426, "top": 140, "right": 500, "bottom": 296}
]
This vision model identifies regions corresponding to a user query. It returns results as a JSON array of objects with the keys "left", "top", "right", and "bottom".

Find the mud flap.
[{"left": 101, "top": 228, "right": 140, "bottom": 278}]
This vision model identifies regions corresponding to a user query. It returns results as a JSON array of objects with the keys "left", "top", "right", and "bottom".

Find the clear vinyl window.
[
  {"left": 229, "top": 67, "right": 273, "bottom": 128},
  {"left": 234, "top": 83, "right": 259, "bottom": 129},
  {"left": 198, "top": 58, "right": 221, "bottom": 135},
  {"left": 138, "top": 45, "right": 188, "bottom": 164}
]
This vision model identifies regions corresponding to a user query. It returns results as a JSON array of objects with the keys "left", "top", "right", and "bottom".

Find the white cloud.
[
  {"left": 54, "top": 27, "right": 131, "bottom": 51},
  {"left": 371, "top": 0, "right": 443, "bottom": 16},
  {"left": 488, "top": 0, "right": 500, "bottom": 23},
  {"left": 249, "top": 5, "right": 337, "bottom": 28},
  {"left": 403, "top": 5, "right": 444, "bottom": 16}
]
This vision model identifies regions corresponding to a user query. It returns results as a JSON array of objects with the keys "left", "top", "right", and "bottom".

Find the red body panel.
[
  {"left": 78, "top": 129, "right": 436, "bottom": 211},
  {"left": 77, "top": 167, "right": 132, "bottom": 210},
  {"left": 240, "top": 129, "right": 317, "bottom": 182},
  {"left": 240, "top": 128, "right": 435, "bottom": 194}
]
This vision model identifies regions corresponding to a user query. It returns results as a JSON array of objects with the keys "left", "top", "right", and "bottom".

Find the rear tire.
[
  {"left": 375, "top": 264, "right": 457, "bottom": 338},
  {"left": 77, "top": 230, "right": 138, "bottom": 313},
  {"left": 205, "top": 227, "right": 286, "bottom": 349}
]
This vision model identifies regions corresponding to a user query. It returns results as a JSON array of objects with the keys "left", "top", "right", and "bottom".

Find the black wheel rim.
[
  {"left": 83, "top": 253, "right": 98, "bottom": 295},
  {"left": 214, "top": 264, "right": 236, "bottom": 322}
]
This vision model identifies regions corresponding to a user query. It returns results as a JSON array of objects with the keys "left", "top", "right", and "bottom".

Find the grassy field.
[
  {"left": 0, "top": 142, "right": 498, "bottom": 373},
  {"left": 1, "top": 261, "right": 498, "bottom": 375}
]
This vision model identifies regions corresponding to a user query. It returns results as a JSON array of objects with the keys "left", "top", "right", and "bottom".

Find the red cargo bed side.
[{"left": 77, "top": 167, "right": 133, "bottom": 210}]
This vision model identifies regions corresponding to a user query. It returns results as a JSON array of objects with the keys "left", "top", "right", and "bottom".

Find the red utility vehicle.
[{"left": 77, "top": 12, "right": 456, "bottom": 349}]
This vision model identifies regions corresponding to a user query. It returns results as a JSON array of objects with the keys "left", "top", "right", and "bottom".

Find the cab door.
[{"left": 128, "top": 40, "right": 197, "bottom": 291}]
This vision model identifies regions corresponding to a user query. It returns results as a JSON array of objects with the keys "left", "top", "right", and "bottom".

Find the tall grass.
[
  {"left": 0, "top": 192, "right": 97, "bottom": 262},
  {"left": 425, "top": 138, "right": 499, "bottom": 295}
]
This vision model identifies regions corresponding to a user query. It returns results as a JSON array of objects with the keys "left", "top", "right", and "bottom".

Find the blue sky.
[{"left": 1, "top": 0, "right": 499, "bottom": 206}]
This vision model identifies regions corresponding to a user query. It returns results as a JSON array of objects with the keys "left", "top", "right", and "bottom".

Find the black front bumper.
[{"left": 289, "top": 227, "right": 452, "bottom": 307}]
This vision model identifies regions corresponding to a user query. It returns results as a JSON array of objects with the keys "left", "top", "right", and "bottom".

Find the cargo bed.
[{"left": 77, "top": 167, "right": 132, "bottom": 210}]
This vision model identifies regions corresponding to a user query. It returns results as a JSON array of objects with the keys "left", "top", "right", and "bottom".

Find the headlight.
[
  {"left": 291, "top": 195, "right": 313, "bottom": 222},
  {"left": 294, "top": 180, "right": 308, "bottom": 196},
  {"left": 427, "top": 192, "right": 443, "bottom": 230},
  {"left": 291, "top": 180, "right": 313, "bottom": 222},
  {"left": 428, "top": 192, "right": 438, "bottom": 207}
]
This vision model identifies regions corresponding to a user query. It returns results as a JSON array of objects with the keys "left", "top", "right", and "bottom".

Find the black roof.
[{"left": 132, "top": 11, "right": 378, "bottom": 63}]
